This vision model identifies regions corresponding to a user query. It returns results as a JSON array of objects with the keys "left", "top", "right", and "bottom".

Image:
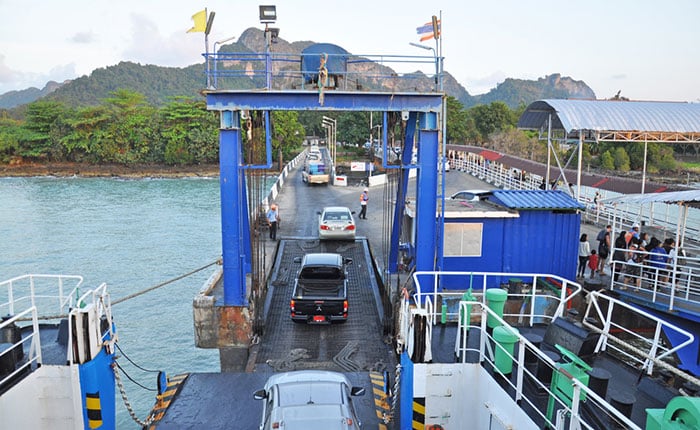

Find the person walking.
[
  {"left": 266, "top": 203, "right": 280, "bottom": 240},
  {"left": 612, "top": 231, "right": 628, "bottom": 282},
  {"left": 578, "top": 233, "right": 591, "bottom": 278},
  {"left": 596, "top": 225, "right": 612, "bottom": 275},
  {"left": 359, "top": 187, "right": 369, "bottom": 219}
]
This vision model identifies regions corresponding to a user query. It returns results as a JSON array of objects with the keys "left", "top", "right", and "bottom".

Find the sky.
[{"left": 1, "top": 0, "right": 699, "bottom": 102}]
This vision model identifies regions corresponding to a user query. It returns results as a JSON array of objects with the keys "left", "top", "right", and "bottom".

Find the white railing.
[
  {"left": 583, "top": 290, "right": 697, "bottom": 377},
  {"left": 411, "top": 271, "right": 581, "bottom": 328},
  {"left": 0, "top": 274, "right": 84, "bottom": 319},
  {"left": 456, "top": 301, "right": 642, "bottom": 430},
  {"left": 609, "top": 247, "right": 700, "bottom": 312},
  {"left": 453, "top": 155, "right": 700, "bottom": 244},
  {"left": 405, "top": 270, "right": 700, "bottom": 429},
  {"left": 0, "top": 306, "right": 41, "bottom": 388}
]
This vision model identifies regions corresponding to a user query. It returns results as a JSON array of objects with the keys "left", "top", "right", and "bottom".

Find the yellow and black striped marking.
[
  {"left": 85, "top": 392, "right": 102, "bottom": 429},
  {"left": 147, "top": 373, "right": 189, "bottom": 429},
  {"left": 412, "top": 396, "right": 426, "bottom": 429},
  {"left": 369, "top": 371, "right": 390, "bottom": 430}
]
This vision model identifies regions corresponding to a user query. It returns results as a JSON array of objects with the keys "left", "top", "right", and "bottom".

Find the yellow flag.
[{"left": 187, "top": 9, "right": 207, "bottom": 33}]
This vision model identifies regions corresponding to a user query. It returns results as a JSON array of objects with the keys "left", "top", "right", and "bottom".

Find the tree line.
[{"left": 0, "top": 90, "right": 679, "bottom": 174}]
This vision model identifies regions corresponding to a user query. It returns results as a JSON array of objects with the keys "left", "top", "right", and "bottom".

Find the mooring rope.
[{"left": 112, "top": 258, "right": 221, "bottom": 305}]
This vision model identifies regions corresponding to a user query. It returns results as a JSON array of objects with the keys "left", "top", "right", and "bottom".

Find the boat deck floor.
[{"left": 154, "top": 237, "right": 396, "bottom": 428}]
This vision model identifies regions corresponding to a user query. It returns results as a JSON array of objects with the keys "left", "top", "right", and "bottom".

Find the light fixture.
[{"left": 259, "top": 5, "right": 277, "bottom": 24}]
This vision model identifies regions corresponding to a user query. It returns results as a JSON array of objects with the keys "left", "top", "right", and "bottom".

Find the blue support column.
[
  {"left": 388, "top": 112, "right": 418, "bottom": 273},
  {"left": 219, "top": 112, "right": 248, "bottom": 306},
  {"left": 415, "top": 113, "right": 439, "bottom": 272}
]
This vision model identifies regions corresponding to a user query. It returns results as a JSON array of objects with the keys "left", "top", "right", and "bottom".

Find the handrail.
[
  {"left": 205, "top": 51, "right": 441, "bottom": 92},
  {"left": 0, "top": 274, "right": 84, "bottom": 318},
  {"left": 411, "top": 270, "right": 582, "bottom": 325},
  {"left": 0, "top": 306, "right": 41, "bottom": 388},
  {"left": 583, "top": 290, "right": 697, "bottom": 377}
]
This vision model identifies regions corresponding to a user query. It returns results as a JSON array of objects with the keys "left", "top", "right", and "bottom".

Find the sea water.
[{"left": 0, "top": 176, "right": 223, "bottom": 428}]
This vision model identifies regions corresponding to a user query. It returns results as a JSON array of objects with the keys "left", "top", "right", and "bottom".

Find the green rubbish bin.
[
  {"left": 486, "top": 288, "right": 508, "bottom": 329},
  {"left": 493, "top": 326, "right": 520, "bottom": 375}
]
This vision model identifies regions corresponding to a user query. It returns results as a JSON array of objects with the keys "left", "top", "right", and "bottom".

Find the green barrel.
[
  {"left": 486, "top": 288, "right": 508, "bottom": 329},
  {"left": 493, "top": 326, "right": 520, "bottom": 374}
]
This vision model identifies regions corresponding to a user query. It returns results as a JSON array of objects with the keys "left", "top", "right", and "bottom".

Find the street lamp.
[
  {"left": 409, "top": 42, "right": 438, "bottom": 89},
  {"left": 259, "top": 5, "right": 278, "bottom": 89},
  {"left": 211, "top": 36, "right": 236, "bottom": 89}
]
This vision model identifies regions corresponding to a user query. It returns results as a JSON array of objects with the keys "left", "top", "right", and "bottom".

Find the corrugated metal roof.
[
  {"left": 601, "top": 189, "right": 700, "bottom": 209},
  {"left": 490, "top": 190, "right": 585, "bottom": 210},
  {"left": 517, "top": 99, "right": 700, "bottom": 134}
]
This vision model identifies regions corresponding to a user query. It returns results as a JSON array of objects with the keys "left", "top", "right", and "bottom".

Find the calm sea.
[{"left": 0, "top": 176, "right": 223, "bottom": 428}]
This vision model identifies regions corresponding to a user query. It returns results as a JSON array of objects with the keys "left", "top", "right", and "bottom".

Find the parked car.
[
  {"left": 449, "top": 189, "right": 489, "bottom": 201},
  {"left": 290, "top": 253, "right": 352, "bottom": 324},
  {"left": 318, "top": 206, "right": 356, "bottom": 240},
  {"left": 253, "top": 370, "right": 365, "bottom": 430}
]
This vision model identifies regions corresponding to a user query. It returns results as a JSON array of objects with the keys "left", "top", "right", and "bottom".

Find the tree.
[
  {"left": 599, "top": 151, "right": 615, "bottom": 170},
  {"left": 613, "top": 147, "right": 630, "bottom": 171},
  {"left": 445, "top": 96, "right": 470, "bottom": 144},
  {"left": 271, "top": 111, "right": 305, "bottom": 162},
  {"left": 469, "top": 101, "right": 514, "bottom": 142},
  {"left": 21, "top": 100, "right": 69, "bottom": 160}
]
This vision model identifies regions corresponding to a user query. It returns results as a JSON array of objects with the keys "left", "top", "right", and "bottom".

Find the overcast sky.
[{"left": 1, "top": 0, "right": 698, "bottom": 102}]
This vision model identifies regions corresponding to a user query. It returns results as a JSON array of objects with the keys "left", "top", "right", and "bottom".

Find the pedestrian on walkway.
[
  {"left": 359, "top": 187, "right": 369, "bottom": 219},
  {"left": 597, "top": 225, "right": 612, "bottom": 274},
  {"left": 578, "top": 233, "right": 591, "bottom": 278},
  {"left": 266, "top": 203, "right": 280, "bottom": 240}
]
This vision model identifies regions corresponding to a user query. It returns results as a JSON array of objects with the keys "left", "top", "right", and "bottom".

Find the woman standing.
[
  {"left": 612, "top": 231, "right": 628, "bottom": 282},
  {"left": 578, "top": 234, "right": 591, "bottom": 278}
]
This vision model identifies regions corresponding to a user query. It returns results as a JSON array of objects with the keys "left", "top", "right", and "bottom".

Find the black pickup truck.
[{"left": 290, "top": 253, "right": 352, "bottom": 324}]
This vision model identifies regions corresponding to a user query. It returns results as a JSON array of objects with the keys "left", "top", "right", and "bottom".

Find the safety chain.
[
  {"left": 383, "top": 363, "right": 401, "bottom": 424},
  {"left": 112, "top": 362, "right": 156, "bottom": 427}
]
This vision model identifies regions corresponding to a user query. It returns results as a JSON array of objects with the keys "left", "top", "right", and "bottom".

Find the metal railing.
[
  {"left": 205, "top": 51, "right": 441, "bottom": 92},
  {"left": 582, "top": 291, "right": 696, "bottom": 377},
  {"left": 411, "top": 271, "right": 581, "bottom": 328},
  {"left": 0, "top": 274, "right": 84, "bottom": 319},
  {"left": 608, "top": 247, "right": 700, "bottom": 312},
  {"left": 405, "top": 270, "right": 698, "bottom": 429}
]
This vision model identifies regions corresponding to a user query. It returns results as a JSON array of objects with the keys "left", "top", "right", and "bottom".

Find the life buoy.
[{"left": 426, "top": 425, "right": 445, "bottom": 430}]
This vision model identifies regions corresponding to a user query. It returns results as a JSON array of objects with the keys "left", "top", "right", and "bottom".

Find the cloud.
[
  {"left": 0, "top": 54, "right": 19, "bottom": 85},
  {"left": 611, "top": 73, "right": 627, "bottom": 80},
  {"left": 465, "top": 71, "right": 507, "bottom": 95},
  {"left": 69, "top": 31, "right": 96, "bottom": 44},
  {"left": 0, "top": 55, "right": 77, "bottom": 94},
  {"left": 121, "top": 13, "right": 202, "bottom": 68}
]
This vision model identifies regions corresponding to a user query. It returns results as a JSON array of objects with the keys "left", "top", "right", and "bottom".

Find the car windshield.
[
  {"left": 277, "top": 382, "right": 343, "bottom": 406},
  {"left": 323, "top": 211, "right": 351, "bottom": 221}
]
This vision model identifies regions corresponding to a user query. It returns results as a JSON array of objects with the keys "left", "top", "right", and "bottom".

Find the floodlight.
[{"left": 259, "top": 5, "right": 277, "bottom": 23}]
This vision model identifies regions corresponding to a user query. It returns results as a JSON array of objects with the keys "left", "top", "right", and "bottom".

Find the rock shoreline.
[{"left": 0, "top": 162, "right": 220, "bottom": 178}]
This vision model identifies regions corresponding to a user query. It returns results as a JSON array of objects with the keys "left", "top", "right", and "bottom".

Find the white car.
[
  {"left": 318, "top": 206, "right": 356, "bottom": 240},
  {"left": 253, "top": 370, "right": 365, "bottom": 430},
  {"left": 450, "top": 189, "right": 490, "bottom": 201}
]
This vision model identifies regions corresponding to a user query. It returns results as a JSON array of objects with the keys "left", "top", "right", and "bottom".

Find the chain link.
[{"left": 112, "top": 362, "right": 156, "bottom": 427}]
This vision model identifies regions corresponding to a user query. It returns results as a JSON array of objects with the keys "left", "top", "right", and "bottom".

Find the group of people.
[{"left": 578, "top": 223, "right": 683, "bottom": 289}]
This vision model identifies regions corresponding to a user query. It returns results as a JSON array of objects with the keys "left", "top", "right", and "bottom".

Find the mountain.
[
  {"left": 0, "top": 28, "right": 594, "bottom": 110},
  {"left": 0, "top": 80, "right": 66, "bottom": 109},
  {"left": 471, "top": 74, "right": 595, "bottom": 108}
]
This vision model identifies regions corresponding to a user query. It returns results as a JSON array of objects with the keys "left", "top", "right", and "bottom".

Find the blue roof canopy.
[{"left": 490, "top": 190, "right": 585, "bottom": 211}]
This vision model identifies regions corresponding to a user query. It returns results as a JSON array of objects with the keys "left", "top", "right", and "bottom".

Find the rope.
[
  {"left": 384, "top": 363, "right": 401, "bottom": 424},
  {"left": 115, "top": 343, "right": 160, "bottom": 373},
  {"left": 112, "top": 258, "right": 221, "bottom": 305},
  {"left": 113, "top": 362, "right": 156, "bottom": 427}
]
